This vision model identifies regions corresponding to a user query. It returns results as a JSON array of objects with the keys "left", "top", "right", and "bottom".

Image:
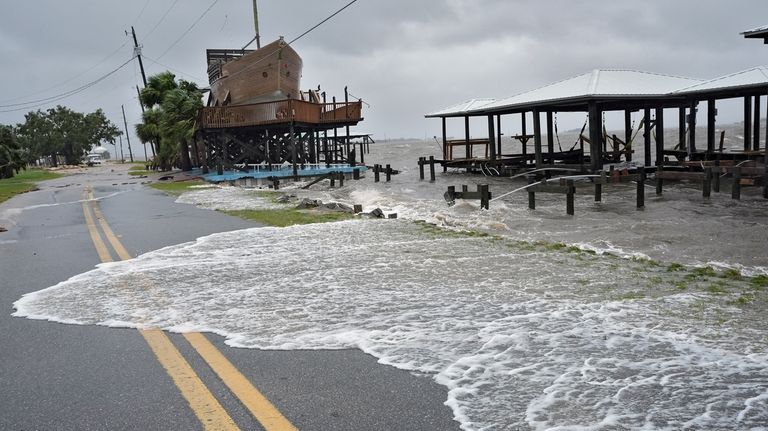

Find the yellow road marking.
[
  {"left": 141, "top": 329, "right": 240, "bottom": 431},
  {"left": 87, "top": 189, "right": 132, "bottom": 261},
  {"left": 81, "top": 190, "right": 113, "bottom": 263},
  {"left": 184, "top": 332, "right": 299, "bottom": 431},
  {"left": 82, "top": 187, "right": 240, "bottom": 430}
]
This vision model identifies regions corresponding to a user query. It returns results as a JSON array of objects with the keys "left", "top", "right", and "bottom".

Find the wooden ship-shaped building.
[{"left": 196, "top": 33, "right": 365, "bottom": 179}]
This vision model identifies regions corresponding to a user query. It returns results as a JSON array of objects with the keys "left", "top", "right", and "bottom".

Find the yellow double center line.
[{"left": 81, "top": 187, "right": 297, "bottom": 431}]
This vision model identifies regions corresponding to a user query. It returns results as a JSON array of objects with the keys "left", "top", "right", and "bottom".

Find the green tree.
[
  {"left": 137, "top": 72, "right": 202, "bottom": 171},
  {"left": 0, "top": 125, "right": 25, "bottom": 179},
  {"left": 16, "top": 106, "right": 121, "bottom": 166}
]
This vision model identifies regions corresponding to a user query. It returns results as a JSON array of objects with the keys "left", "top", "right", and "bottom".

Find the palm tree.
[{"left": 136, "top": 72, "right": 202, "bottom": 171}]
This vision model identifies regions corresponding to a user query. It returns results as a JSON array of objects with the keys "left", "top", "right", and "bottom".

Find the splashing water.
[{"left": 14, "top": 219, "right": 768, "bottom": 430}]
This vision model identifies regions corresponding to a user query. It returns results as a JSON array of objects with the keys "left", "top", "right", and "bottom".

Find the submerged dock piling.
[
  {"left": 418, "top": 157, "right": 425, "bottom": 180},
  {"left": 386, "top": 164, "right": 392, "bottom": 182},
  {"left": 566, "top": 180, "right": 575, "bottom": 215},
  {"left": 732, "top": 167, "right": 742, "bottom": 200},
  {"left": 713, "top": 160, "right": 721, "bottom": 193},
  {"left": 656, "top": 166, "right": 663, "bottom": 195},
  {"left": 429, "top": 156, "right": 436, "bottom": 182},
  {"left": 528, "top": 176, "right": 536, "bottom": 210},
  {"left": 703, "top": 167, "right": 712, "bottom": 198},
  {"left": 374, "top": 164, "right": 380, "bottom": 182}
]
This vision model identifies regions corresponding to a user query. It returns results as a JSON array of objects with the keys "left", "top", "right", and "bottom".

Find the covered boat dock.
[{"left": 426, "top": 67, "right": 768, "bottom": 179}]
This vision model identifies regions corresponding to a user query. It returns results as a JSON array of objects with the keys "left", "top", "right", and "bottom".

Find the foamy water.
[
  {"left": 12, "top": 139, "right": 768, "bottom": 430},
  {"left": 14, "top": 219, "right": 768, "bottom": 430}
]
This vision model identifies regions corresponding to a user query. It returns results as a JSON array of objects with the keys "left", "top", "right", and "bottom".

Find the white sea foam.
[{"left": 14, "top": 219, "right": 768, "bottom": 430}]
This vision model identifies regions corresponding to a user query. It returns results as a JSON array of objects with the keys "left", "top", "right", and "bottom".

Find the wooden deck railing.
[{"left": 198, "top": 99, "right": 363, "bottom": 129}]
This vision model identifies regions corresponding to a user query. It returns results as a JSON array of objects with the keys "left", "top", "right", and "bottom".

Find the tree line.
[
  {"left": 0, "top": 107, "right": 122, "bottom": 179},
  {"left": 1, "top": 70, "right": 201, "bottom": 179}
]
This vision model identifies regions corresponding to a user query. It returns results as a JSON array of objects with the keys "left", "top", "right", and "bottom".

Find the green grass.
[
  {"left": 149, "top": 180, "right": 207, "bottom": 196},
  {"left": 220, "top": 209, "right": 353, "bottom": 227},
  {"left": 0, "top": 169, "right": 63, "bottom": 204},
  {"left": 128, "top": 164, "right": 153, "bottom": 176}
]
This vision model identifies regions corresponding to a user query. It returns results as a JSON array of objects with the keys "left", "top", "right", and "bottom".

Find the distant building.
[{"left": 89, "top": 146, "right": 111, "bottom": 161}]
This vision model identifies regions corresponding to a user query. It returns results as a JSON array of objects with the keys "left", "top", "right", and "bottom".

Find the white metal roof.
[
  {"left": 476, "top": 69, "right": 703, "bottom": 113},
  {"left": 674, "top": 66, "right": 768, "bottom": 94},
  {"left": 426, "top": 67, "right": 768, "bottom": 118},
  {"left": 742, "top": 25, "right": 768, "bottom": 36},
  {"left": 425, "top": 98, "right": 495, "bottom": 117}
]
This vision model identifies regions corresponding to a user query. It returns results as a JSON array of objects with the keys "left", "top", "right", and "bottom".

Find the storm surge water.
[{"left": 13, "top": 139, "right": 768, "bottom": 430}]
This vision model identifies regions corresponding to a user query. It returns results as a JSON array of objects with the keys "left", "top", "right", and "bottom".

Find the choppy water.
[{"left": 13, "top": 139, "right": 768, "bottom": 430}]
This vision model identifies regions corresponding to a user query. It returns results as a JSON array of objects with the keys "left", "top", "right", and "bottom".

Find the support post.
[
  {"left": 290, "top": 122, "right": 298, "bottom": 180},
  {"left": 521, "top": 112, "right": 528, "bottom": 162},
  {"left": 527, "top": 176, "right": 536, "bottom": 210},
  {"left": 703, "top": 167, "right": 712, "bottom": 198},
  {"left": 594, "top": 179, "right": 602, "bottom": 202},
  {"left": 479, "top": 184, "right": 490, "bottom": 210},
  {"left": 655, "top": 107, "right": 664, "bottom": 166},
  {"left": 713, "top": 160, "right": 721, "bottom": 193},
  {"left": 707, "top": 99, "right": 716, "bottom": 153},
  {"left": 745, "top": 96, "right": 753, "bottom": 152},
  {"left": 754, "top": 94, "right": 761, "bottom": 151},
  {"left": 624, "top": 110, "right": 633, "bottom": 162},
  {"left": 374, "top": 164, "right": 380, "bottom": 182},
  {"left": 441, "top": 117, "right": 448, "bottom": 161},
  {"left": 487, "top": 115, "right": 496, "bottom": 161},
  {"left": 678, "top": 107, "right": 687, "bottom": 152},
  {"left": 588, "top": 102, "right": 602, "bottom": 172},
  {"left": 566, "top": 180, "right": 575, "bottom": 215},
  {"left": 656, "top": 165, "right": 663, "bottom": 195},
  {"left": 429, "top": 156, "right": 436, "bottom": 182},
  {"left": 533, "top": 109, "right": 543, "bottom": 168},
  {"left": 732, "top": 166, "right": 742, "bottom": 200},
  {"left": 464, "top": 116, "right": 471, "bottom": 159},
  {"left": 643, "top": 107, "right": 652, "bottom": 166},
  {"left": 418, "top": 157, "right": 425, "bottom": 180},
  {"left": 496, "top": 115, "right": 502, "bottom": 157},
  {"left": 636, "top": 166, "right": 645, "bottom": 208},
  {"left": 546, "top": 111, "right": 554, "bottom": 156},
  {"left": 689, "top": 101, "right": 698, "bottom": 155},
  {"left": 386, "top": 164, "right": 391, "bottom": 182}
]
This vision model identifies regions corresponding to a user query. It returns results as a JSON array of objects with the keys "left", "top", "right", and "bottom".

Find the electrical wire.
[
  {"left": 144, "top": 0, "right": 180, "bottom": 40},
  {"left": 0, "top": 56, "right": 136, "bottom": 113},
  {"left": 156, "top": 0, "right": 219, "bottom": 61},
  {"left": 0, "top": 41, "right": 130, "bottom": 105},
  {"left": 142, "top": 55, "right": 207, "bottom": 84},
  {"left": 132, "top": 0, "right": 152, "bottom": 25},
  {"left": 225, "top": 0, "right": 362, "bottom": 85}
]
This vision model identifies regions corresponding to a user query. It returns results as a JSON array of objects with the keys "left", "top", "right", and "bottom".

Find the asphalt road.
[{"left": 0, "top": 164, "right": 460, "bottom": 430}]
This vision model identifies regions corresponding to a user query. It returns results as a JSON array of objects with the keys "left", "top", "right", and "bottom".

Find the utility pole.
[
  {"left": 136, "top": 85, "right": 151, "bottom": 161},
  {"left": 131, "top": 26, "right": 148, "bottom": 87},
  {"left": 118, "top": 135, "right": 125, "bottom": 163},
  {"left": 121, "top": 105, "right": 134, "bottom": 163}
]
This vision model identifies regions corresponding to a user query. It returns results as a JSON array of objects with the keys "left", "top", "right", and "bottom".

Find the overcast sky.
[{"left": 1, "top": 0, "right": 767, "bottom": 159}]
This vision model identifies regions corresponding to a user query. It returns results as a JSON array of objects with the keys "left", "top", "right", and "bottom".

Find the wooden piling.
[
  {"left": 713, "top": 160, "right": 721, "bottom": 193},
  {"left": 418, "top": 157, "right": 425, "bottom": 180},
  {"left": 637, "top": 166, "right": 645, "bottom": 208},
  {"left": 566, "top": 180, "right": 575, "bottom": 215},
  {"left": 353, "top": 204, "right": 363, "bottom": 213},
  {"left": 339, "top": 173, "right": 344, "bottom": 187},
  {"left": 374, "top": 164, "right": 380, "bottom": 182},
  {"left": 386, "top": 164, "right": 392, "bottom": 182},
  {"left": 528, "top": 176, "right": 536, "bottom": 210},
  {"left": 656, "top": 165, "right": 663, "bottom": 195},
  {"left": 429, "top": 156, "right": 436, "bottom": 182},
  {"left": 732, "top": 166, "right": 741, "bottom": 200},
  {"left": 353, "top": 168, "right": 360, "bottom": 180},
  {"left": 703, "top": 167, "right": 712, "bottom": 198},
  {"left": 594, "top": 172, "right": 603, "bottom": 202},
  {"left": 479, "top": 184, "right": 490, "bottom": 210}
]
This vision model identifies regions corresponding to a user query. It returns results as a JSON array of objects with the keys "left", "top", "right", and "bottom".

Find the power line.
[
  {"left": 287, "top": 0, "right": 360, "bottom": 45},
  {"left": 132, "top": 0, "right": 152, "bottom": 25},
  {"left": 144, "top": 0, "right": 180, "bottom": 40},
  {"left": 156, "top": 0, "right": 219, "bottom": 61},
  {"left": 0, "top": 41, "right": 130, "bottom": 105},
  {"left": 0, "top": 56, "right": 136, "bottom": 113},
  {"left": 225, "top": 0, "right": 362, "bottom": 84},
  {"left": 142, "top": 55, "right": 207, "bottom": 84}
]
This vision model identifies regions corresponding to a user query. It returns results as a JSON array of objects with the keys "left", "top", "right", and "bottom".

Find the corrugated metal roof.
[
  {"left": 426, "top": 66, "right": 768, "bottom": 118},
  {"left": 476, "top": 69, "right": 703, "bottom": 113},
  {"left": 673, "top": 66, "right": 768, "bottom": 94},
  {"left": 425, "top": 98, "right": 495, "bottom": 117},
  {"left": 742, "top": 25, "right": 768, "bottom": 36},
  {"left": 425, "top": 69, "right": 703, "bottom": 117}
]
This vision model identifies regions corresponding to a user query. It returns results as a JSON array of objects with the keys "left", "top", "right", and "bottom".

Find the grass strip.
[{"left": 0, "top": 169, "right": 63, "bottom": 204}]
